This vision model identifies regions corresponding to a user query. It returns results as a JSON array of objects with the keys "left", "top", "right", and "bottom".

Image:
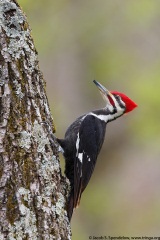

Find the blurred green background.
[{"left": 18, "top": 0, "right": 160, "bottom": 238}]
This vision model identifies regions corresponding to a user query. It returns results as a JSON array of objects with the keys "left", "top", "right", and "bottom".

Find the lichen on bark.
[{"left": 0, "top": 0, "right": 71, "bottom": 239}]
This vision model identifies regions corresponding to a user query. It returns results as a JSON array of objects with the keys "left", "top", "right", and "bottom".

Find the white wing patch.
[
  {"left": 76, "top": 133, "right": 83, "bottom": 163},
  {"left": 78, "top": 153, "right": 83, "bottom": 163},
  {"left": 76, "top": 132, "right": 80, "bottom": 155},
  {"left": 75, "top": 115, "right": 94, "bottom": 165}
]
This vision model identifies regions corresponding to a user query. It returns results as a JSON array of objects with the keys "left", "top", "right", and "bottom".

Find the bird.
[{"left": 56, "top": 80, "right": 137, "bottom": 221}]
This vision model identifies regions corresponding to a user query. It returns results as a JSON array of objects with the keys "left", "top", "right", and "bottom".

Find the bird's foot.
[
  {"left": 41, "top": 121, "right": 59, "bottom": 151},
  {"left": 57, "top": 145, "right": 64, "bottom": 154},
  {"left": 41, "top": 121, "right": 63, "bottom": 153}
]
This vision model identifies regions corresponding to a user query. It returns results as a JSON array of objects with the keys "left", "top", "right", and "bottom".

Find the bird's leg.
[
  {"left": 50, "top": 134, "right": 64, "bottom": 154},
  {"left": 40, "top": 121, "right": 64, "bottom": 154}
]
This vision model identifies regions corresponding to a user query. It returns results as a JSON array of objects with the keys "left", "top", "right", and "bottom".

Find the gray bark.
[{"left": 0, "top": 0, "right": 71, "bottom": 239}]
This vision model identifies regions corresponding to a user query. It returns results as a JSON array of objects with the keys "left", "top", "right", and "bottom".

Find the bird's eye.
[{"left": 115, "top": 95, "right": 121, "bottom": 101}]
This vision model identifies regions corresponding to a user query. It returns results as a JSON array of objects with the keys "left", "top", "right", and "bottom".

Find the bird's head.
[{"left": 93, "top": 80, "right": 137, "bottom": 115}]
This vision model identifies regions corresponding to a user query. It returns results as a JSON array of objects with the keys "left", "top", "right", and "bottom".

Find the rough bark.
[{"left": 0, "top": 0, "right": 71, "bottom": 239}]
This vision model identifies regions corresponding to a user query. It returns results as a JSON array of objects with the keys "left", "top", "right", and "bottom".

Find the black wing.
[{"left": 74, "top": 114, "right": 106, "bottom": 208}]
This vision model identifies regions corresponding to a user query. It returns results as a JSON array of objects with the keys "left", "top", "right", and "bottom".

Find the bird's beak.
[{"left": 93, "top": 80, "right": 113, "bottom": 103}]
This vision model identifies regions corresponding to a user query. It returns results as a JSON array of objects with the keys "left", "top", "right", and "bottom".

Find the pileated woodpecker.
[{"left": 57, "top": 80, "right": 137, "bottom": 221}]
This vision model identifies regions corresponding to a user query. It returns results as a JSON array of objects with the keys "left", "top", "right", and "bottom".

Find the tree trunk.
[{"left": 0, "top": 0, "right": 71, "bottom": 239}]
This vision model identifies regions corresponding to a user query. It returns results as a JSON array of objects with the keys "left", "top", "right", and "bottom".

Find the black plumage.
[{"left": 57, "top": 110, "right": 108, "bottom": 221}]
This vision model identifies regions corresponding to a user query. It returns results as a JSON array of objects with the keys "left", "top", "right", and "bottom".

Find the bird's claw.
[{"left": 40, "top": 121, "right": 61, "bottom": 152}]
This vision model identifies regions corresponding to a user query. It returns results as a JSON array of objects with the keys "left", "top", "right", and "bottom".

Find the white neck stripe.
[
  {"left": 88, "top": 109, "right": 124, "bottom": 123},
  {"left": 89, "top": 113, "right": 109, "bottom": 122}
]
